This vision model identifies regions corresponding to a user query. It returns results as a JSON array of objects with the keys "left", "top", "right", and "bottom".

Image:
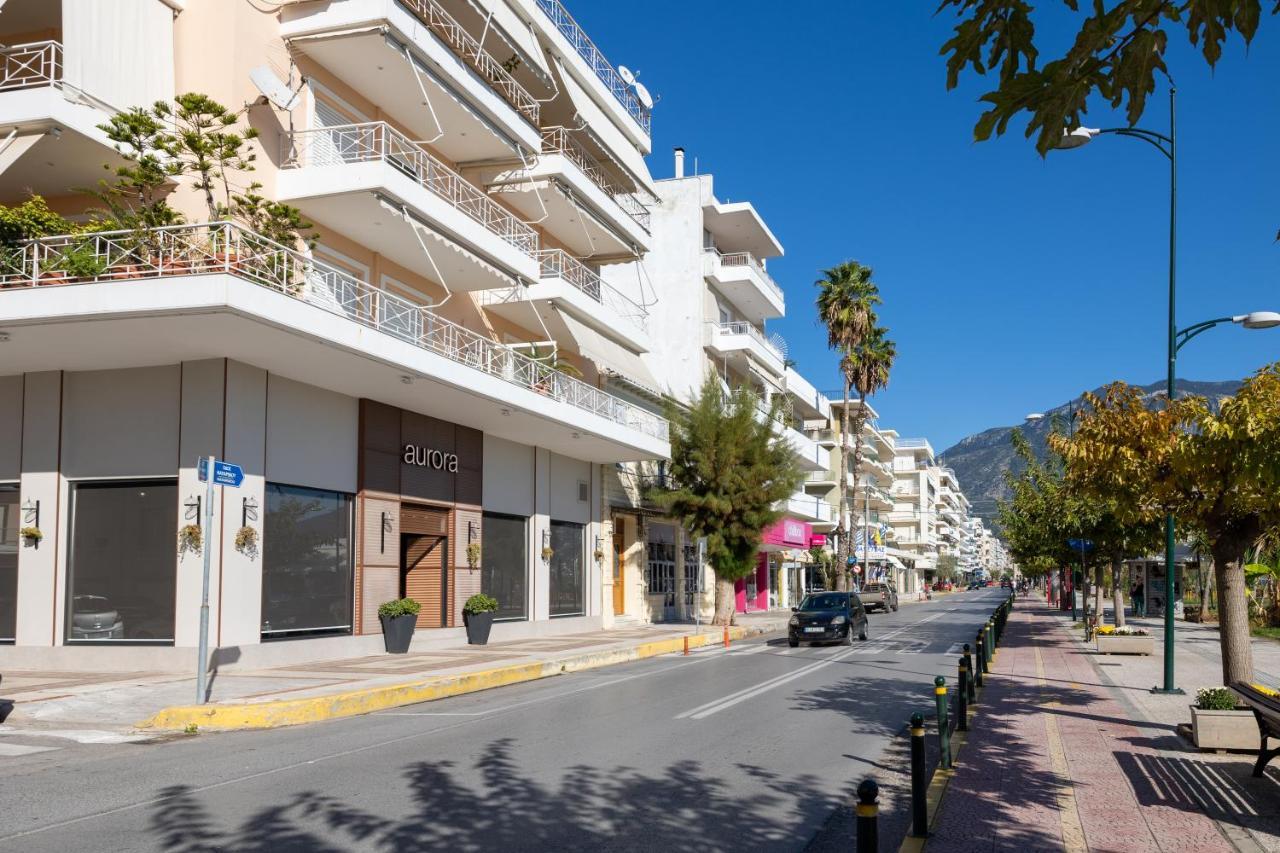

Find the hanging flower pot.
[
  {"left": 178, "top": 524, "right": 203, "bottom": 556},
  {"left": 541, "top": 546, "right": 554, "bottom": 562},
  {"left": 20, "top": 526, "right": 42, "bottom": 546},
  {"left": 466, "top": 541, "right": 482, "bottom": 569},
  {"left": 234, "top": 525, "right": 259, "bottom": 559}
]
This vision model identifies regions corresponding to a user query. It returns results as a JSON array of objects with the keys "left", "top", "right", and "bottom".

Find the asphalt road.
[{"left": 0, "top": 589, "right": 1011, "bottom": 852}]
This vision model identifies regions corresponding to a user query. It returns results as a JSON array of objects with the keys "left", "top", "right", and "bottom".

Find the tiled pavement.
[{"left": 927, "top": 602, "right": 1248, "bottom": 852}]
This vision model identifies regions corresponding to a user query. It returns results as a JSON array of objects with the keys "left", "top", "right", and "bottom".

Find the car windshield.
[{"left": 799, "top": 593, "right": 847, "bottom": 611}]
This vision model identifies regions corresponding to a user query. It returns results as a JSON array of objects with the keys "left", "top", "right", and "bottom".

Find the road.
[{"left": 0, "top": 589, "right": 1010, "bottom": 852}]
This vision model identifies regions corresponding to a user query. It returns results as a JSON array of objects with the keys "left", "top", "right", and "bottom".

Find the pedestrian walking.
[{"left": 1131, "top": 581, "right": 1145, "bottom": 618}]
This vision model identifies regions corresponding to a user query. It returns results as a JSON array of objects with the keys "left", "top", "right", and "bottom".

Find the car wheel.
[
  {"left": 842, "top": 627, "right": 854, "bottom": 646},
  {"left": 859, "top": 624, "right": 869, "bottom": 641},
  {"left": 892, "top": 604, "right": 899, "bottom": 612},
  {"left": 788, "top": 638, "right": 799, "bottom": 648}
]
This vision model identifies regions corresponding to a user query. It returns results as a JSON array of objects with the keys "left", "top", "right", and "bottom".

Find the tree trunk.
[
  {"left": 713, "top": 574, "right": 737, "bottom": 627},
  {"left": 835, "top": 376, "right": 852, "bottom": 593},
  {"left": 1210, "top": 543, "right": 1254, "bottom": 686},
  {"left": 1094, "top": 563, "right": 1105, "bottom": 625},
  {"left": 1113, "top": 557, "right": 1126, "bottom": 628},
  {"left": 850, "top": 408, "right": 869, "bottom": 582}
]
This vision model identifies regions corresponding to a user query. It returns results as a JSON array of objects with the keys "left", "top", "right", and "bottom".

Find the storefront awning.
[{"left": 555, "top": 309, "right": 660, "bottom": 390}]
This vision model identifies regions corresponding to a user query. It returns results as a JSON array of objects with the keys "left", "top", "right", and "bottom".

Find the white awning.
[
  {"left": 464, "top": 0, "right": 553, "bottom": 86},
  {"left": 555, "top": 309, "right": 660, "bottom": 390},
  {"left": 551, "top": 57, "right": 656, "bottom": 199},
  {"left": 0, "top": 132, "right": 43, "bottom": 175},
  {"left": 378, "top": 197, "right": 521, "bottom": 290}
]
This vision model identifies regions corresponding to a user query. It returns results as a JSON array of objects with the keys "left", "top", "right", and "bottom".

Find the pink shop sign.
[{"left": 763, "top": 518, "right": 812, "bottom": 549}]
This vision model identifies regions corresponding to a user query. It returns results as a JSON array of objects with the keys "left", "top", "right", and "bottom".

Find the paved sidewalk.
[
  {"left": 0, "top": 611, "right": 788, "bottom": 734},
  {"left": 925, "top": 602, "right": 1278, "bottom": 852}
]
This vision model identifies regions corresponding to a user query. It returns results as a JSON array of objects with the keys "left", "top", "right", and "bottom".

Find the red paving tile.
[{"left": 926, "top": 602, "right": 1234, "bottom": 852}]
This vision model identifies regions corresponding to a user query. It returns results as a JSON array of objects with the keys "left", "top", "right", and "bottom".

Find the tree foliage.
[
  {"left": 938, "top": 1, "right": 1275, "bottom": 156},
  {"left": 649, "top": 375, "right": 804, "bottom": 624}
]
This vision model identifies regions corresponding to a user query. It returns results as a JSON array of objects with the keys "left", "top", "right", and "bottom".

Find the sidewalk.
[
  {"left": 0, "top": 611, "right": 788, "bottom": 734},
  {"left": 925, "top": 601, "right": 1280, "bottom": 852}
]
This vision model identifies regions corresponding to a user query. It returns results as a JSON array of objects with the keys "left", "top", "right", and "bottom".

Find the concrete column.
[
  {"left": 218, "top": 361, "right": 267, "bottom": 649},
  {"left": 532, "top": 447, "right": 550, "bottom": 621},
  {"left": 16, "top": 372, "right": 61, "bottom": 646},
  {"left": 175, "top": 360, "right": 226, "bottom": 649}
]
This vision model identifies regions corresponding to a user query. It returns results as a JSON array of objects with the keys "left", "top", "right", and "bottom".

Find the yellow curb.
[{"left": 137, "top": 625, "right": 760, "bottom": 732}]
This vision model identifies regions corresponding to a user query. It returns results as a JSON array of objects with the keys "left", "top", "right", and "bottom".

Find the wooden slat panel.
[
  {"left": 404, "top": 534, "right": 445, "bottom": 629},
  {"left": 454, "top": 567, "right": 481, "bottom": 626},
  {"left": 361, "top": 566, "right": 398, "bottom": 634},
  {"left": 453, "top": 508, "right": 481, "bottom": 568},
  {"left": 361, "top": 497, "right": 400, "bottom": 567},
  {"left": 401, "top": 503, "right": 448, "bottom": 535}
]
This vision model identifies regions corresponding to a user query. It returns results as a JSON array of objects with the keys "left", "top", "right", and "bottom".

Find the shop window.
[
  {"left": 262, "top": 483, "right": 353, "bottom": 640},
  {"left": 549, "top": 520, "right": 584, "bottom": 617},
  {"left": 482, "top": 512, "right": 527, "bottom": 621},
  {"left": 0, "top": 485, "right": 16, "bottom": 643},
  {"left": 67, "top": 480, "right": 177, "bottom": 644}
]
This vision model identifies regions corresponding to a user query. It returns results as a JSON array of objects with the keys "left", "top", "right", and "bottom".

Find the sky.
[{"left": 571, "top": 1, "right": 1279, "bottom": 452}]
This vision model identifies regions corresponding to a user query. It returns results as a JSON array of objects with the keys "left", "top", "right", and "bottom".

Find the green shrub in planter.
[
  {"left": 463, "top": 593, "right": 498, "bottom": 645},
  {"left": 463, "top": 593, "right": 498, "bottom": 615},
  {"left": 378, "top": 598, "right": 420, "bottom": 654},
  {"left": 1195, "top": 687, "right": 1239, "bottom": 711},
  {"left": 378, "top": 598, "right": 421, "bottom": 619}
]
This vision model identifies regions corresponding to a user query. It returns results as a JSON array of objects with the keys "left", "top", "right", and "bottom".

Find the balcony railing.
[
  {"left": 396, "top": 0, "right": 539, "bottom": 125},
  {"left": 714, "top": 321, "right": 786, "bottom": 362},
  {"left": 707, "top": 249, "right": 784, "bottom": 304},
  {"left": 533, "top": 0, "right": 651, "bottom": 134},
  {"left": 0, "top": 222, "right": 667, "bottom": 442},
  {"left": 284, "top": 122, "right": 538, "bottom": 257},
  {"left": 537, "top": 248, "right": 647, "bottom": 330},
  {"left": 540, "top": 127, "right": 649, "bottom": 230},
  {"left": 0, "top": 41, "right": 60, "bottom": 91}
]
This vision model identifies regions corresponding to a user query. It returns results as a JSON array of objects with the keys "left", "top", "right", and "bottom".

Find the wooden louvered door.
[{"left": 402, "top": 534, "right": 448, "bottom": 629}]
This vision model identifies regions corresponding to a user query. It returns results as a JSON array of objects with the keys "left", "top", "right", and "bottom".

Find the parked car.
[
  {"left": 788, "top": 591, "right": 869, "bottom": 647},
  {"left": 1000, "top": 578, "right": 1013, "bottom": 589},
  {"left": 861, "top": 582, "right": 899, "bottom": 613},
  {"left": 967, "top": 581, "right": 983, "bottom": 591},
  {"left": 69, "top": 595, "right": 124, "bottom": 640}
]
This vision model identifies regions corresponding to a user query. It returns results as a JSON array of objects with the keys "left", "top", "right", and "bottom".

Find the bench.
[{"left": 1230, "top": 682, "right": 1280, "bottom": 777}]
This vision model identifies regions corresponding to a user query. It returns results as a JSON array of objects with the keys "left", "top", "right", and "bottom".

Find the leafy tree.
[
  {"left": 938, "top": 1, "right": 1275, "bottom": 158},
  {"left": 815, "top": 261, "right": 883, "bottom": 589},
  {"left": 649, "top": 375, "right": 804, "bottom": 625},
  {"left": 1050, "top": 365, "right": 1280, "bottom": 685},
  {"left": 93, "top": 105, "right": 185, "bottom": 230},
  {"left": 161, "top": 93, "right": 259, "bottom": 221},
  {"left": 937, "top": 553, "right": 960, "bottom": 581}
]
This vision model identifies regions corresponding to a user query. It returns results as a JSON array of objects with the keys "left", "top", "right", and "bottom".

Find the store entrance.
[{"left": 401, "top": 534, "right": 447, "bottom": 630}]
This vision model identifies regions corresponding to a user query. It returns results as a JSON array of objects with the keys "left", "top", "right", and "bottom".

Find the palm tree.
[
  {"left": 815, "top": 261, "right": 881, "bottom": 589},
  {"left": 844, "top": 326, "right": 897, "bottom": 577}
]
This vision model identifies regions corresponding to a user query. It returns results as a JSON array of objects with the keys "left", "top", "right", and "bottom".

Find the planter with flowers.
[
  {"left": 20, "top": 526, "right": 42, "bottom": 548},
  {"left": 1191, "top": 686, "right": 1258, "bottom": 751},
  {"left": 1095, "top": 624, "right": 1154, "bottom": 655}
]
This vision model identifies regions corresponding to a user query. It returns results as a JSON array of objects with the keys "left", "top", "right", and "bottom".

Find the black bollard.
[
  {"left": 978, "top": 628, "right": 989, "bottom": 675},
  {"left": 856, "top": 778, "right": 879, "bottom": 853},
  {"left": 963, "top": 643, "right": 977, "bottom": 702},
  {"left": 909, "top": 712, "right": 928, "bottom": 838},
  {"left": 934, "top": 675, "right": 952, "bottom": 770},
  {"left": 957, "top": 657, "right": 969, "bottom": 731}
]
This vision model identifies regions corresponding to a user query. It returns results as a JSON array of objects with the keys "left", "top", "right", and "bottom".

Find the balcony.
[
  {"left": 477, "top": 249, "right": 650, "bottom": 354},
  {"left": 533, "top": 0, "right": 652, "bottom": 138},
  {"left": 0, "top": 41, "right": 130, "bottom": 201},
  {"left": 805, "top": 469, "right": 837, "bottom": 489},
  {"left": 810, "top": 427, "right": 838, "bottom": 448},
  {"left": 279, "top": 122, "right": 539, "bottom": 289},
  {"left": 703, "top": 249, "right": 785, "bottom": 324},
  {"left": 0, "top": 222, "right": 667, "bottom": 461},
  {"left": 279, "top": 0, "right": 542, "bottom": 164},
  {"left": 706, "top": 321, "right": 786, "bottom": 376},
  {"left": 472, "top": 126, "right": 650, "bottom": 259},
  {"left": 785, "top": 367, "right": 829, "bottom": 419},
  {"left": 783, "top": 494, "right": 833, "bottom": 526}
]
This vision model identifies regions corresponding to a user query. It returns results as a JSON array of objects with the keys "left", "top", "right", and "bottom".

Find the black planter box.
[
  {"left": 380, "top": 613, "right": 416, "bottom": 654},
  {"left": 464, "top": 610, "right": 494, "bottom": 645}
]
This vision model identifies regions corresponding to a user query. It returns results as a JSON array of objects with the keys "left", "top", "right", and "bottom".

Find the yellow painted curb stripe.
[{"left": 138, "top": 625, "right": 760, "bottom": 732}]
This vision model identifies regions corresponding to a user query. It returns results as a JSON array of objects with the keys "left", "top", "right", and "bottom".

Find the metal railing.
[
  {"left": 540, "top": 127, "right": 650, "bottom": 230},
  {"left": 0, "top": 41, "right": 60, "bottom": 91},
  {"left": 533, "top": 0, "right": 652, "bottom": 133},
  {"left": 537, "top": 249, "right": 647, "bottom": 330},
  {"left": 786, "top": 495, "right": 833, "bottom": 523},
  {"left": 0, "top": 222, "right": 668, "bottom": 442},
  {"left": 713, "top": 321, "right": 785, "bottom": 362},
  {"left": 284, "top": 122, "right": 538, "bottom": 257},
  {"left": 707, "top": 248, "right": 785, "bottom": 303},
  {"left": 396, "top": 0, "right": 539, "bottom": 125}
]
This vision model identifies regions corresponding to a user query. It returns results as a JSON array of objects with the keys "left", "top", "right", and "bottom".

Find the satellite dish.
[
  {"left": 634, "top": 82, "right": 654, "bottom": 110},
  {"left": 250, "top": 65, "right": 298, "bottom": 110},
  {"left": 618, "top": 65, "right": 636, "bottom": 86}
]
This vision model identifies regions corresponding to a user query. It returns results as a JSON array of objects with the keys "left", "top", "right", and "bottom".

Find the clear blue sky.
[{"left": 573, "top": 2, "right": 1279, "bottom": 451}]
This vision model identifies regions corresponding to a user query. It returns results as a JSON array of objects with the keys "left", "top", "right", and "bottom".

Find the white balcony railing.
[
  {"left": 540, "top": 127, "right": 649, "bottom": 230},
  {"left": 396, "top": 0, "right": 539, "bottom": 125},
  {"left": 713, "top": 321, "right": 786, "bottom": 362},
  {"left": 0, "top": 40, "right": 60, "bottom": 91},
  {"left": 0, "top": 222, "right": 667, "bottom": 442},
  {"left": 284, "top": 122, "right": 538, "bottom": 257},
  {"left": 707, "top": 248, "right": 784, "bottom": 304},
  {"left": 537, "top": 248, "right": 647, "bottom": 330},
  {"left": 533, "top": 0, "right": 652, "bottom": 134}
]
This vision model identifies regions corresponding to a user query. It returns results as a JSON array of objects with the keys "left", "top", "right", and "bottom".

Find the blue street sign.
[
  {"left": 1067, "top": 538, "right": 1094, "bottom": 552},
  {"left": 198, "top": 458, "right": 245, "bottom": 488}
]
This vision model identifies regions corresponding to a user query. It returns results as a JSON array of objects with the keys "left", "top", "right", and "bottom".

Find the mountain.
[{"left": 938, "top": 379, "right": 1244, "bottom": 527}]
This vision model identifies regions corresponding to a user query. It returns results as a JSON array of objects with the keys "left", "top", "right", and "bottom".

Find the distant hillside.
[{"left": 939, "top": 379, "right": 1243, "bottom": 527}]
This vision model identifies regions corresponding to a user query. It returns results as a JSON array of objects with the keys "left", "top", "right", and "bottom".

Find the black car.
[{"left": 788, "top": 591, "right": 869, "bottom": 647}]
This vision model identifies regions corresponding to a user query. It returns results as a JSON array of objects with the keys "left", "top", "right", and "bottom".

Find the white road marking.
[
  {"left": 679, "top": 647, "right": 862, "bottom": 719},
  {"left": 0, "top": 742, "right": 58, "bottom": 757}
]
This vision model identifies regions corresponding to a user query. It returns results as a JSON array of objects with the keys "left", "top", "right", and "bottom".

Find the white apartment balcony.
[
  {"left": 279, "top": 122, "right": 540, "bottom": 289},
  {"left": 703, "top": 249, "right": 785, "bottom": 324},
  {"left": 707, "top": 321, "right": 786, "bottom": 377},
  {"left": 785, "top": 425, "right": 831, "bottom": 472},
  {"left": 280, "top": 0, "right": 542, "bottom": 164},
  {"left": 0, "top": 41, "right": 130, "bottom": 201},
  {"left": 783, "top": 493, "right": 833, "bottom": 526},
  {"left": 0, "top": 223, "right": 667, "bottom": 462},
  {"left": 477, "top": 249, "right": 650, "bottom": 354},
  {"left": 785, "top": 368, "right": 830, "bottom": 420},
  {"left": 804, "top": 469, "right": 837, "bottom": 490},
  {"left": 472, "top": 126, "right": 650, "bottom": 260}
]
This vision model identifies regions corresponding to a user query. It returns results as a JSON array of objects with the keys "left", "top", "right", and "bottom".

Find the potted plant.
[
  {"left": 466, "top": 541, "right": 482, "bottom": 569},
  {"left": 1095, "top": 624, "right": 1154, "bottom": 655},
  {"left": 234, "top": 525, "right": 258, "bottom": 559},
  {"left": 1191, "top": 686, "right": 1258, "bottom": 751},
  {"left": 377, "top": 597, "right": 420, "bottom": 654},
  {"left": 177, "top": 523, "right": 203, "bottom": 556},
  {"left": 19, "top": 526, "right": 41, "bottom": 547},
  {"left": 541, "top": 545, "right": 554, "bottom": 562},
  {"left": 463, "top": 593, "right": 498, "bottom": 645}
]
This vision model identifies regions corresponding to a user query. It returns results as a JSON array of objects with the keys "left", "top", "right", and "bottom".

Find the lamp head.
[
  {"left": 1235, "top": 311, "right": 1280, "bottom": 330},
  {"left": 1055, "top": 127, "right": 1102, "bottom": 150}
]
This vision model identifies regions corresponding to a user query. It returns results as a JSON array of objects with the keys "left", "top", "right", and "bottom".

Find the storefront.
[{"left": 738, "top": 517, "right": 812, "bottom": 613}]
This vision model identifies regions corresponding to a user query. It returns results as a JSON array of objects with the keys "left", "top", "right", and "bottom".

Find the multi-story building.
[
  {"left": 890, "top": 438, "right": 939, "bottom": 575},
  {"left": 0, "top": 0, "right": 673, "bottom": 668}
]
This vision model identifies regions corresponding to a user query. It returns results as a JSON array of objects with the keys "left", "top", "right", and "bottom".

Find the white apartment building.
[
  {"left": 0, "top": 0, "right": 674, "bottom": 670},
  {"left": 890, "top": 438, "right": 940, "bottom": 574}
]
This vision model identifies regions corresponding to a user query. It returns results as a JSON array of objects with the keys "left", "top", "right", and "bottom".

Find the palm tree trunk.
[
  {"left": 836, "top": 376, "right": 852, "bottom": 592},
  {"left": 849, "top": 408, "right": 868, "bottom": 582},
  {"left": 1113, "top": 557, "right": 1126, "bottom": 627}
]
